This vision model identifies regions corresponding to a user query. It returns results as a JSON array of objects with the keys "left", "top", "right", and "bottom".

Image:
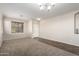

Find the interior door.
[{"left": 32, "top": 20, "right": 40, "bottom": 38}]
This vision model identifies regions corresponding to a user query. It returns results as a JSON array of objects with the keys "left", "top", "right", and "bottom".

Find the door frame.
[{"left": 32, "top": 20, "right": 40, "bottom": 38}]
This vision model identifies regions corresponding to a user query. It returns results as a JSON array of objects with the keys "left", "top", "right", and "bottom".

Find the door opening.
[{"left": 32, "top": 20, "right": 40, "bottom": 38}]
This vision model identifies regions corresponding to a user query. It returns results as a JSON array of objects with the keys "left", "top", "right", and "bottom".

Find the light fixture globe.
[{"left": 38, "top": 3, "right": 55, "bottom": 11}]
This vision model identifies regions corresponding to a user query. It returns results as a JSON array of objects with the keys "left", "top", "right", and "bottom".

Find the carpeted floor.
[
  {"left": 0, "top": 38, "right": 77, "bottom": 56},
  {"left": 34, "top": 37, "right": 79, "bottom": 55}
]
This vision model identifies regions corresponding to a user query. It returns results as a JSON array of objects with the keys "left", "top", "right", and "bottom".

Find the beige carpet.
[
  {"left": 34, "top": 37, "right": 79, "bottom": 55},
  {"left": 0, "top": 38, "right": 77, "bottom": 56}
]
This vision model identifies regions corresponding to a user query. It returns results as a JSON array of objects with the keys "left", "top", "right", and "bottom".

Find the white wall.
[
  {"left": 0, "top": 13, "right": 3, "bottom": 47},
  {"left": 40, "top": 10, "right": 79, "bottom": 46},
  {"left": 3, "top": 17, "right": 31, "bottom": 40}
]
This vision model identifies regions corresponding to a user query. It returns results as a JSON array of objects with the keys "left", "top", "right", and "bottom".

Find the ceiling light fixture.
[
  {"left": 40, "top": 6, "right": 44, "bottom": 10},
  {"left": 47, "top": 5, "right": 51, "bottom": 10},
  {"left": 38, "top": 3, "right": 55, "bottom": 11}
]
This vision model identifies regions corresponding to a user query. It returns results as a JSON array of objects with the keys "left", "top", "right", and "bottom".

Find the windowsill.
[{"left": 11, "top": 32, "right": 24, "bottom": 34}]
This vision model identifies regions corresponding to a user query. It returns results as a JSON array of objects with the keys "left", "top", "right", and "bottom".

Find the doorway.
[{"left": 32, "top": 20, "right": 40, "bottom": 38}]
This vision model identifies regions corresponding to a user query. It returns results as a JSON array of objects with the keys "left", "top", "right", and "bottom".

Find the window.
[
  {"left": 11, "top": 21, "right": 24, "bottom": 33},
  {"left": 74, "top": 12, "right": 79, "bottom": 34}
]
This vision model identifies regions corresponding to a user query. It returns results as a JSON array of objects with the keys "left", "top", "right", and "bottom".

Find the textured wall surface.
[{"left": 40, "top": 10, "right": 79, "bottom": 46}]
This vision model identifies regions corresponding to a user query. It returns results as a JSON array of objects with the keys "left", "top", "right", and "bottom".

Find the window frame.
[{"left": 11, "top": 21, "right": 24, "bottom": 33}]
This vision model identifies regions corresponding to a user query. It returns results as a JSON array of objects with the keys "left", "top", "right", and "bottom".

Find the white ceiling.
[{"left": 0, "top": 3, "right": 79, "bottom": 20}]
